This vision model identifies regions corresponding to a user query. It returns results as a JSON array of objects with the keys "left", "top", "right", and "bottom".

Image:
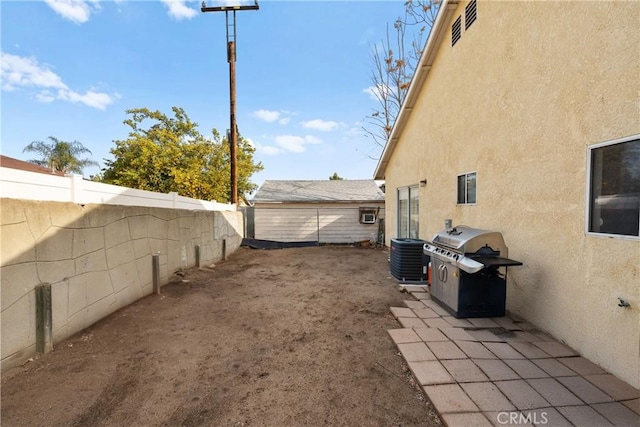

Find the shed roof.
[{"left": 253, "top": 180, "right": 385, "bottom": 203}]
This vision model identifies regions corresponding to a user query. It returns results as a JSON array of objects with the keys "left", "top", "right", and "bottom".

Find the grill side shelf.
[{"left": 471, "top": 256, "right": 523, "bottom": 268}]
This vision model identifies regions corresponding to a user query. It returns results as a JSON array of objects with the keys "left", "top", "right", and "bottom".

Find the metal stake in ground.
[{"left": 201, "top": 0, "right": 259, "bottom": 205}]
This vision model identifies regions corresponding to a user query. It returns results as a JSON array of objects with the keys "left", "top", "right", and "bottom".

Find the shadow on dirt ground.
[{"left": 1, "top": 246, "right": 442, "bottom": 426}]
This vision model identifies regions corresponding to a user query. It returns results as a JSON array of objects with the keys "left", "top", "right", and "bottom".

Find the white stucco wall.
[{"left": 381, "top": 1, "right": 639, "bottom": 387}]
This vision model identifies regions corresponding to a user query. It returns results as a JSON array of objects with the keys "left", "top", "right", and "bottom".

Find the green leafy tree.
[
  {"left": 23, "top": 136, "right": 98, "bottom": 174},
  {"left": 100, "top": 107, "right": 263, "bottom": 202},
  {"left": 329, "top": 172, "right": 344, "bottom": 180}
]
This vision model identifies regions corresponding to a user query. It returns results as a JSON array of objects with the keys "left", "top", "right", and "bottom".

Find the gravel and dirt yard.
[{"left": 1, "top": 246, "right": 442, "bottom": 426}]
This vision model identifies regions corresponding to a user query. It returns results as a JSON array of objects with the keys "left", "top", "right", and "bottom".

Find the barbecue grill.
[{"left": 423, "top": 224, "right": 523, "bottom": 318}]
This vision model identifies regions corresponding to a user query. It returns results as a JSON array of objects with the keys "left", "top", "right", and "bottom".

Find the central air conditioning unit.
[{"left": 389, "top": 238, "right": 429, "bottom": 283}]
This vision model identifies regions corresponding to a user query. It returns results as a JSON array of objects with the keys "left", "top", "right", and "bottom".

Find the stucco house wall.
[{"left": 377, "top": 1, "right": 639, "bottom": 387}]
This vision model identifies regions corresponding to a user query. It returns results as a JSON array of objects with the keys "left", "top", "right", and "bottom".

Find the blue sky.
[{"left": 1, "top": 0, "right": 409, "bottom": 192}]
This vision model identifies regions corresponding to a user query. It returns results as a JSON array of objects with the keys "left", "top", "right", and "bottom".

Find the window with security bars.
[
  {"left": 457, "top": 172, "right": 477, "bottom": 204},
  {"left": 465, "top": 0, "right": 477, "bottom": 30},
  {"left": 587, "top": 136, "right": 640, "bottom": 238},
  {"left": 451, "top": 15, "right": 462, "bottom": 46}
]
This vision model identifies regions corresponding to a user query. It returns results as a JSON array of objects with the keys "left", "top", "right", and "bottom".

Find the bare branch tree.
[{"left": 363, "top": 0, "right": 441, "bottom": 160}]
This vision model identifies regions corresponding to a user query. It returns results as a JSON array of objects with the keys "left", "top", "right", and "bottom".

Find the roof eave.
[{"left": 373, "top": 0, "right": 460, "bottom": 180}]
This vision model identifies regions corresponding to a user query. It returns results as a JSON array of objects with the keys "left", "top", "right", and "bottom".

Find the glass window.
[
  {"left": 397, "top": 185, "right": 419, "bottom": 238},
  {"left": 409, "top": 187, "right": 419, "bottom": 238},
  {"left": 588, "top": 137, "right": 640, "bottom": 237},
  {"left": 398, "top": 188, "right": 408, "bottom": 238},
  {"left": 457, "top": 172, "right": 477, "bottom": 204}
]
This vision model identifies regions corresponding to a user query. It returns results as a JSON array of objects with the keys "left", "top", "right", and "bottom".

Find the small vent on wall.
[
  {"left": 465, "top": 0, "right": 477, "bottom": 29},
  {"left": 452, "top": 15, "right": 462, "bottom": 46}
]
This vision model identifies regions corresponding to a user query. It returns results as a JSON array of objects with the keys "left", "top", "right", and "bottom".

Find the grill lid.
[
  {"left": 431, "top": 225, "right": 507, "bottom": 256},
  {"left": 424, "top": 225, "right": 523, "bottom": 274}
]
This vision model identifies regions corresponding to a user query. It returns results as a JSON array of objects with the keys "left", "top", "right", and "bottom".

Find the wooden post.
[
  {"left": 152, "top": 254, "right": 160, "bottom": 294},
  {"left": 35, "top": 283, "right": 53, "bottom": 354},
  {"left": 195, "top": 245, "right": 201, "bottom": 268},
  {"left": 222, "top": 239, "right": 227, "bottom": 261}
]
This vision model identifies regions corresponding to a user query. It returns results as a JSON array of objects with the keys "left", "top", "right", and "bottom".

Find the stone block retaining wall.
[{"left": 1, "top": 199, "right": 243, "bottom": 370}]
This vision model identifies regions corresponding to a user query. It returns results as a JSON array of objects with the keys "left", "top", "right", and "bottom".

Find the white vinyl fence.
[{"left": 0, "top": 167, "right": 235, "bottom": 211}]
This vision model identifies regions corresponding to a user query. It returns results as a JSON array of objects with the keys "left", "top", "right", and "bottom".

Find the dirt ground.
[{"left": 1, "top": 246, "right": 442, "bottom": 427}]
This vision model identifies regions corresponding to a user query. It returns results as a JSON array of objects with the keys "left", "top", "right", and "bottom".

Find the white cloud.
[
  {"left": 301, "top": 119, "right": 344, "bottom": 132},
  {"left": 274, "top": 135, "right": 322, "bottom": 153},
  {"left": 36, "top": 90, "right": 56, "bottom": 103},
  {"left": 261, "top": 146, "right": 281, "bottom": 155},
  {"left": 44, "top": 0, "right": 100, "bottom": 24},
  {"left": 1, "top": 53, "right": 66, "bottom": 91},
  {"left": 363, "top": 83, "right": 391, "bottom": 102},
  {"left": 344, "top": 126, "right": 363, "bottom": 138},
  {"left": 253, "top": 109, "right": 293, "bottom": 126},
  {"left": 0, "top": 52, "right": 116, "bottom": 110},
  {"left": 57, "top": 88, "right": 115, "bottom": 110},
  {"left": 253, "top": 109, "right": 281, "bottom": 123},
  {"left": 161, "top": 0, "right": 198, "bottom": 20}
]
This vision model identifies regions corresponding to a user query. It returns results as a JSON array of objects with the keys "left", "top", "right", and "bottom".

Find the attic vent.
[
  {"left": 465, "top": 0, "right": 477, "bottom": 29},
  {"left": 451, "top": 15, "right": 462, "bottom": 46}
]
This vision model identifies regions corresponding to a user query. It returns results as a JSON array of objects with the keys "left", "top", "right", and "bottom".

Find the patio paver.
[
  {"left": 557, "top": 356, "right": 606, "bottom": 376},
  {"left": 387, "top": 328, "right": 421, "bottom": 344},
  {"left": 531, "top": 341, "right": 578, "bottom": 358},
  {"left": 455, "top": 341, "right": 496, "bottom": 359},
  {"left": 440, "top": 327, "right": 477, "bottom": 342},
  {"left": 592, "top": 402, "right": 640, "bottom": 426},
  {"left": 508, "top": 342, "right": 551, "bottom": 359},
  {"left": 557, "top": 405, "right": 614, "bottom": 426},
  {"left": 532, "top": 358, "right": 577, "bottom": 377},
  {"left": 474, "top": 358, "right": 520, "bottom": 381},
  {"left": 413, "top": 327, "right": 449, "bottom": 342},
  {"left": 584, "top": 374, "right": 640, "bottom": 401},
  {"left": 503, "top": 359, "right": 550, "bottom": 379},
  {"left": 426, "top": 341, "right": 467, "bottom": 360},
  {"left": 441, "top": 412, "right": 493, "bottom": 426},
  {"left": 442, "top": 359, "right": 489, "bottom": 383},
  {"left": 408, "top": 360, "right": 455, "bottom": 385},
  {"left": 526, "top": 378, "right": 583, "bottom": 407},
  {"left": 482, "top": 342, "right": 526, "bottom": 360},
  {"left": 397, "top": 342, "right": 436, "bottom": 362},
  {"left": 390, "top": 307, "right": 416, "bottom": 318},
  {"left": 403, "top": 300, "right": 426, "bottom": 309},
  {"left": 461, "top": 381, "right": 516, "bottom": 412},
  {"left": 622, "top": 398, "right": 640, "bottom": 415},
  {"left": 412, "top": 307, "right": 440, "bottom": 318},
  {"left": 422, "top": 383, "right": 479, "bottom": 413},
  {"left": 494, "top": 379, "right": 550, "bottom": 410},
  {"left": 398, "top": 317, "right": 428, "bottom": 329},
  {"left": 388, "top": 294, "right": 640, "bottom": 427},
  {"left": 557, "top": 376, "right": 615, "bottom": 404}
]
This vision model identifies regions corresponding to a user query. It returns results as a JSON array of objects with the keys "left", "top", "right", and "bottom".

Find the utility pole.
[{"left": 201, "top": 0, "right": 259, "bottom": 205}]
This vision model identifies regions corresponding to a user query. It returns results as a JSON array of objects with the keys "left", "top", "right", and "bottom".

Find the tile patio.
[{"left": 388, "top": 289, "right": 640, "bottom": 426}]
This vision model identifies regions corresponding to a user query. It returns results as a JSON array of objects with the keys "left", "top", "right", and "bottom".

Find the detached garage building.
[{"left": 252, "top": 180, "right": 385, "bottom": 244}]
